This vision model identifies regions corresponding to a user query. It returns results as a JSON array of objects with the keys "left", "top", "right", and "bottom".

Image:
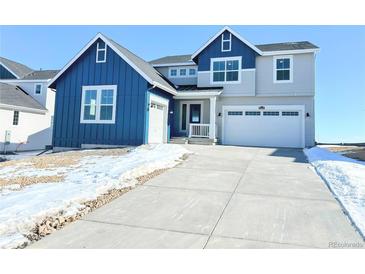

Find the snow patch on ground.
[
  {"left": 0, "top": 144, "right": 190, "bottom": 248},
  {"left": 304, "top": 147, "right": 365, "bottom": 238}
]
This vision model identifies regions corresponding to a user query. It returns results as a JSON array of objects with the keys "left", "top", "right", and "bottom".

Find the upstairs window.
[
  {"left": 169, "top": 67, "right": 197, "bottom": 78},
  {"left": 211, "top": 57, "right": 241, "bottom": 83},
  {"left": 274, "top": 56, "right": 293, "bottom": 83},
  {"left": 34, "top": 83, "right": 42, "bottom": 95},
  {"left": 179, "top": 68, "right": 186, "bottom": 76},
  {"left": 170, "top": 68, "right": 177, "bottom": 77},
  {"left": 96, "top": 41, "right": 107, "bottom": 63},
  {"left": 13, "top": 111, "right": 19, "bottom": 125},
  {"left": 80, "top": 85, "right": 117, "bottom": 124},
  {"left": 221, "top": 32, "right": 232, "bottom": 52}
]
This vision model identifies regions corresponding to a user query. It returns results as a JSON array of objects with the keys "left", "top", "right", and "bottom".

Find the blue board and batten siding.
[
  {"left": 0, "top": 64, "right": 17, "bottom": 79},
  {"left": 195, "top": 30, "right": 258, "bottom": 71},
  {"left": 52, "top": 38, "right": 153, "bottom": 148}
]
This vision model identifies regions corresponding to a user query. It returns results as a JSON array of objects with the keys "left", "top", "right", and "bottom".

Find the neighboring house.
[
  {"left": 49, "top": 26, "right": 319, "bottom": 151},
  {"left": 0, "top": 57, "right": 58, "bottom": 151}
]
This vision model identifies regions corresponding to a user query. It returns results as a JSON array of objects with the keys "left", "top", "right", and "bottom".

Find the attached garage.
[
  {"left": 222, "top": 105, "right": 305, "bottom": 148},
  {"left": 148, "top": 94, "right": 169, "bottom": 144}
]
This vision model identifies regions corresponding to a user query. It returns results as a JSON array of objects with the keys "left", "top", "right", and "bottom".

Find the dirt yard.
[{"left": 326, "top": 146, "right": 365, "bottom": 162}]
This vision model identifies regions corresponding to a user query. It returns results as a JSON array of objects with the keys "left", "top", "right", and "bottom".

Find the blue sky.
[{"left": 1, "top": 25, "right": 364, "bottom": 143}]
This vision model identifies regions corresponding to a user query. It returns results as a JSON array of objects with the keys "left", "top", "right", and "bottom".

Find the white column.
[{"left": 209, "top": 97, "right": 216, "bottom": 139}]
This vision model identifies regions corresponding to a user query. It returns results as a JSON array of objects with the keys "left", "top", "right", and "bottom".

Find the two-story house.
[
  {"left": 49, "top": 26, "right": 319, "bottom": 151},
  {"left": 0, "top": 57, "right": 58, "bottom": 151}
]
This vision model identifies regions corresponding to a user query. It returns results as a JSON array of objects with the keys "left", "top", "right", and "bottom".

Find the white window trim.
[
  {"left": 210, "top": 56, "right": 242, "bottom": 84},
  {"left": 169, "top": 67, "right": 197, "bottom": 78},
  {"left": 34, "top": 83, "right": 43, "bottom": 95},
  {"left": 80, "top": 85, "right": 117, "bottom": 124},
  {"left": 221, "top": 32, "right": 232, "bottom": 52},
  {"left": 96, "top": 42, "right": 107, "bottom": 63},
  {"left": 273, "top": 55, "right": 293, "bottom": 83}
]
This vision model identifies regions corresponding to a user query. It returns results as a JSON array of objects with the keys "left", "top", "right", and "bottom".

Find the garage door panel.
[
  {"left": 223, "top": 107, "right": 303, "bottom": 148},
  {"left": 148, "top": 103, "right": 165, "bottom": 144}
]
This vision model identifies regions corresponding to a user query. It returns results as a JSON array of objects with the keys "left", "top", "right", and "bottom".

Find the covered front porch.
[{"left": 171, "top": 86, "right": 222, "bottom": 143}]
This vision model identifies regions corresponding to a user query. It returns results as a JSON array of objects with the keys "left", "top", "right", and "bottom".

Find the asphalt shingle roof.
[
  {"left": 0, "top": 83, "right": 47, "bottom": 111},
  {"left": 150, "top": 42, "right": 318, "bottom": 66},
  {"left": 104, "top": 35, "right": 176, "bottom": 93},
  {"left": 21, "top": 70, "right": 60, "bottom": 80},
  {"left": 150, "top": 54, "right": 192, "bottom": 65},
  {"left": 255, "top": 41, "right": 319, "bottom": 52},
  {"left": 176, "top": 85, "right": 223, "bottom": 93},
  {"left": 0, "top": 57, "right": 34, "bottom": 78}
]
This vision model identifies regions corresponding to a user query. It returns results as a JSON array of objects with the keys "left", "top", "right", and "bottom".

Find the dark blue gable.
[
  {"left": 0, "top": 64, "right": 17, "bottom": 79},
  {"left": 195, "top": 30, "right": 258, "bottom": 71},
  {"left": 52, "top": 38, "right": 149, "bottom": 148}
]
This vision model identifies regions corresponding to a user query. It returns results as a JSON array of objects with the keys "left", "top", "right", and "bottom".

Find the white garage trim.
[
  {"left": 148, "top": 93, "right": 169, "bottom": 143},
  {"left": 222, "top": 105, "right": 305, "bottom": 148}
]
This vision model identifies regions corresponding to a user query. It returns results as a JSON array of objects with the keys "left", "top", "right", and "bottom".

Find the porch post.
[{"left": 209, "top": 97, "right": 216, "bottom": 139}]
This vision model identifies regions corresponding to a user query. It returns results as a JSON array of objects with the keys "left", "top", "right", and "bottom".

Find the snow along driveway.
[
  {"left": 304, "top": 147, "right": 365, "bottom": 239},
  {"left": 0, "top": 144, "right": 190, "bottom": 248}
]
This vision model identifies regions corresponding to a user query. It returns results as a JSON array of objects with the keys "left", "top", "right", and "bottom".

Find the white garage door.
[
  {"left": 148, "top": 102, "right": 165, "bottom": 144},
  {"left": 223, "top": 106, "right": 304, "bottom": 148}
]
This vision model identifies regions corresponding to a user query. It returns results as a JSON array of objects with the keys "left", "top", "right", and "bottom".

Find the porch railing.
[{"left": 189, "top": 124, "right": 210, "bottom": 138}]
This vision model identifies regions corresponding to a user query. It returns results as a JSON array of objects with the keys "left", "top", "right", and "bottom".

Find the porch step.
[
  {"left": 188, "top": 137, "right": 216, "bottom": 146},
  {"left": 169, "top": 137, "right": 188, "bottom": 144}
]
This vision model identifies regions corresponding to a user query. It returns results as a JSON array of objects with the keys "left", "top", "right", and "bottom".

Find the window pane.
[
  {"left": 213, "top": 61, "right": 225, "bottom": 71},
  {"left": 100, "top": 105, "right": 113, "bottom": 120},
  {"left": 222, "top": 32, "right": 230, "bottom": 40},
  {"left": 98, "top": 41, "right": 106, "bottom": 49},
  {"left": 222, "top": 41, "right": 230, "bottom": 51},
  {"left": 179, "top": 69, "right": 186, "bottom": 76},
  {"left": 276, "top": 70, "right": 290, "bottom": 81},
  {"left": 97, "top": 50, "right": 106, "bottom": 62},
  {"left": 263, "top": 111, "right": 279, "bottom": 116},
  {"left": 189, "top": 68, "right": 196, "bottom": 76},
  {"left": 85, "top": 90, "right": 97, "bottom": 104},
  {"left": 226, "top": 60, "right": 239, "bottom": 71},
  {"left": 213, "top": 72, "right": 225, "bottom": 82},
  {"left": 277, "top": 58, "right": 290, "bottom": 69},
  {"left": 226, "top": 71, "right": 238, "bottom": 81},
  {"left": 101, "top": 89, "right": 114, "bottom": 104},
  {"left": 283, "top": 58, "right": 290, "bottom": 69},
  {"left": 83, "top": 105, "right": 96, "bottom": 120},
  {"left": 35, "top": 84, "right": 41, "bottom": 94},
  {"left": 182, "top": 104, "right": 187, "bottom": 130},
  {"left": 170, "top": 69, "right": 177, "bottom": 76},
  {"left": 245, "top": 111, "right": 261, "bottom": 116}
]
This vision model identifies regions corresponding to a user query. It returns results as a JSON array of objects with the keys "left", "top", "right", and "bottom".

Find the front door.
[{"left": 189, "top": 104, "right": 201, "bottom": 124}]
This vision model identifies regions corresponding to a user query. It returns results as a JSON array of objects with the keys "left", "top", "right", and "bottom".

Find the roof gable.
[
  {"left": 191, "top": 26, "right": 263, "bottom": 60},
  {"left": 0, "top": 57, "right": 34, "bottom": 79},
  {"left": 0, "top": 83, "right": 47, "bottom": 113},
  {"left": 48, "top": 33, "right": 176, "bottom": 95}
]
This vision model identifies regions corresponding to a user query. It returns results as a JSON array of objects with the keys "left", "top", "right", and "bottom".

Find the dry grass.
[
  {"left": 0, "top": 175, "right": 65, "bottom": 188},
  {"left": 0, "top": 148, "right": 129, "bottom": 169}
]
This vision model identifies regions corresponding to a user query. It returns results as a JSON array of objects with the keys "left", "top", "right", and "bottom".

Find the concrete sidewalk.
[{"left": 30, "top": 145, "right": 363, "bottom": 248}]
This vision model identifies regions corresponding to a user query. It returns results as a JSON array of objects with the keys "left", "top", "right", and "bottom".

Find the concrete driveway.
[{"left": 30, "top": 145, "right": 363, "bottom": 248}]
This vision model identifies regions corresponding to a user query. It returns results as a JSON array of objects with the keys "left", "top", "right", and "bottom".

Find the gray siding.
[
  {"left": 197, "top": 70, "right": 255, "bottom": 96},
  {"left": 215, "top": 96, "right": 315, "bottom": 147},
  {"left": 256, "top": 53, "right": 315, "bottom": 96},
  {"left": 173, "top": 99, "right": 210, "bottom": 136},
  {"left": 155, "top": 66, "right": 197, "bottom": 86}
]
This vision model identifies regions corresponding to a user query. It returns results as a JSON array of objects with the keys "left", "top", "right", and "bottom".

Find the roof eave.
[
  {"left": 0, "top": 103, "right": 47, "bottom": 114},
  {"left": 260, "top": 48, "right": 320, "bottom": 56},
  {"left": 151, "top": 61, "right": 195, "bottom": 67}
]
